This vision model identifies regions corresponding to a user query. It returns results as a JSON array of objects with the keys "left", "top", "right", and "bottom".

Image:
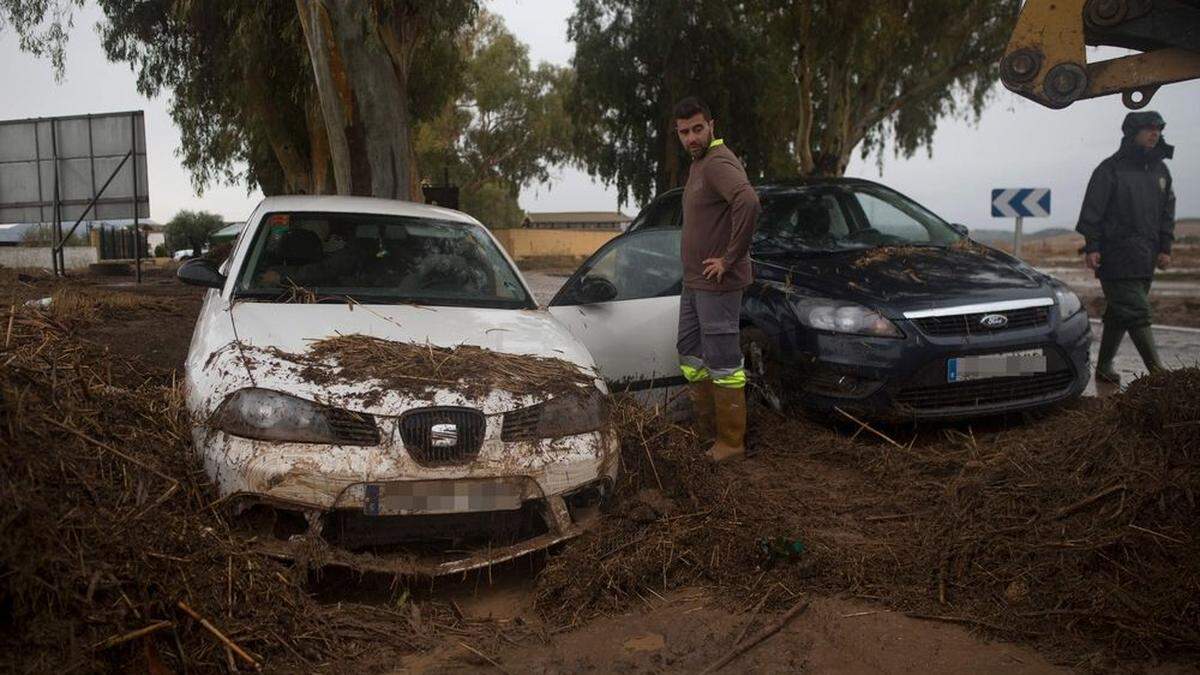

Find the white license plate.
[
  {"left": 947, "top": 349, "right": 1046, "bottom": 382},
  {"left": 362, "top": 479, "right": 524, "bottom": 516}
]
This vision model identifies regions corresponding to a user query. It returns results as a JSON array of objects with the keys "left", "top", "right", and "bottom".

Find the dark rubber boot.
[
  {"left": 1129, "top": 325, "right": 1164, "bottom": 373},
  {"left": 1096, "top": 323, "right": 1125, "bottom": 385}
]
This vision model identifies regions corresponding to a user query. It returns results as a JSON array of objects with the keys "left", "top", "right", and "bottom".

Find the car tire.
[{"left": 740, "top": 327, "right": 787, "bottom": 414}]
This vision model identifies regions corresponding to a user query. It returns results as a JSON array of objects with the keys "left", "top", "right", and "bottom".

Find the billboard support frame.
[
  {"left": 0, "top": 110, "right": 149, "bottom": 278},
  {"left": 131, "top": 114, "right": 141, "bottom": 282}
]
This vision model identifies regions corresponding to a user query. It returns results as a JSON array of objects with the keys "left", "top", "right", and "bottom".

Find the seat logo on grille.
[
  {"left": 430, "top": 423, "right": 458, "bottom": 447},
  {"left": 979, "top": 313, "right": 1009, "bottom": 329}
]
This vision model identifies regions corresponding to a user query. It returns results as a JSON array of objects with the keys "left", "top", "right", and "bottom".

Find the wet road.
[
  {"left": 524, "top": 270, "right": 572, "bottom": 305},
  {"left": 1086, "top": 320, "right": 1200, "bottom": 395},
  {"left": 1044, "top": 266, "right": 1200, "bottom": 299}
]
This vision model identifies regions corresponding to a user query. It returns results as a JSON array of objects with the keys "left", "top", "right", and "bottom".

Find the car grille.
[
  {"left": 325, "top": 503, "right": 547, "bottom": 551},
  {"left": 326, "top": 408, "right": 380, "bottom": 445},
  {"left": 398, "top": 407, "right": 486, "bottom": 465},
  {"left": 501, "top": 403, "right": 542, "bottom": 442},
  {"left": 895, "top": 370, "right": 1074, "bottom": 411},
  {"left": 913, "top": 305, "right": 1051, "bottom": 337}
]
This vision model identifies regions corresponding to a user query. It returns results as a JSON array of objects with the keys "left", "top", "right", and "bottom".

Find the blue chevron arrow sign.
[{"left": 991, "top": 188, "right": 1051, "bottom": 218}]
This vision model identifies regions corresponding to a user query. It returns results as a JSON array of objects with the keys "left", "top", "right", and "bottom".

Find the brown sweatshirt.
[{"left": 681, "top": 140, "right": 761, "bottom": 291}]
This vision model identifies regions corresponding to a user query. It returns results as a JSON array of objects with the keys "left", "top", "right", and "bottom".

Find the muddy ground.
[{"left": 3, "top": 267, "right": 1198, "bottom": 674}]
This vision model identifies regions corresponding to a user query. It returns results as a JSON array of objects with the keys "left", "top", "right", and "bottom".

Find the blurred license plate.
[
  {"left": 948, "top": 349, "right": 1046, "bottom": 382},
  {"left": 363, "top": 479, "right": 523, "bottom": 516}
]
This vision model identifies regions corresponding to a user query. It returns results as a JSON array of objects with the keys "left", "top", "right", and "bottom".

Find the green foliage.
[
  {"left": 416, "top": 11, "right": 574, "bottom": 225},
  {"left": 153, "top": 243, "right": 168, "bottom": 258},
  {"left": 0, "top": 0, "right": 83, "bottom": 76},
  {"left": 165, "top": 210, "right": 224, "bottom": 255},
  {"left": 97, "top": 0, "right": 315, "bottom": 196},
  {"left": 568, "top": 0, "right": 1020, "bottom": 205},
  {"left": 5, "top": 1, "right": 478, "bottom": 198},
  {"left": 568, "top": 0, "right": 772, "bottom": 207},
  {"left": 460, "top": 180, "right": 525, "bottom": 229}
]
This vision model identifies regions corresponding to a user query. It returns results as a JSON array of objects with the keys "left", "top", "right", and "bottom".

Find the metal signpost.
[
  {"left": 0, "top": 111, "right": 150, "bottom": 280},
  {"left": 991, "top": 188, "right": 1050, "bottom": 257}
]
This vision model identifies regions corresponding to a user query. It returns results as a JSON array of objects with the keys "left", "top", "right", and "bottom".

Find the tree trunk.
[
  {"left": 661, "top": 113, "right": 683, "bottom": 190},
  {"left": 793, "top": 3, "right": 815, "bottom": 175},
  {"left": 296, "top": 1, "right": 421, "bottom": 200},
  {"left": 306, "top": 98, "right": 333, "bottom": 194},
  {"left": 296, "top": 0, "right": 355, "bottom": 195}
]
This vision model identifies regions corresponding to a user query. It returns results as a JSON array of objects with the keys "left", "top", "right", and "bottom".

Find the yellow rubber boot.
[
  {"left": 705, "top": 385, "right": 746, "bottom": 463},
  {"left": 689, "top": 380, "right": 716, "bottom": 443}
]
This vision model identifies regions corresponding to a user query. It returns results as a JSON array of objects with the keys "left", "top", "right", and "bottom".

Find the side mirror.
[
  {"left": 949, "top": 223, "right": 969, "bottom": 237},
  {"left": 177, "top": 257, "right": 227, "bottom": 289},
  {"left": 576, "top": 275, "right": 618, "bottom": 304}
]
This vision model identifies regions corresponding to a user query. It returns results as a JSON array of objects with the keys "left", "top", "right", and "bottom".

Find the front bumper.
[
  {"left": 196, "top": 425, "right": 619, "bottom": 575},
  {"left": 776, "top": 309, "right": 1092, "bottom": 420}
]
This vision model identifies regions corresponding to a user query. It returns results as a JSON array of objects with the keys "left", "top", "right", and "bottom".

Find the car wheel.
[{"left": 740, "top": 327, "right": 786, "bottom": 413}]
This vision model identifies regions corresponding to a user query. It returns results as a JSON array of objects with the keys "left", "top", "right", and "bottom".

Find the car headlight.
[
  {"left": 213, "top": 388, "right": 379, "bottom": 445},
  {"left": 1054, "top": 287, "right": 1084, "bottom": 319},
  {"left": 792, "top": 298, "right": 904, "bottom": 338},
  {"left": 503, "top": 388, "right": 607, "bottom": 441}
]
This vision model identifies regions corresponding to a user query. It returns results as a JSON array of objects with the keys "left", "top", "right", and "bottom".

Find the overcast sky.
[{"left": 2, "top": 0, "right": 1197, "bottom": 232}]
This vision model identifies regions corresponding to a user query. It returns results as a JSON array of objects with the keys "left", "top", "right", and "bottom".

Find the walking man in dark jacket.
[
  {"left": 1077, "top": 111, "right": 1176, "bottom": 384},
  {"left": 673, "top": 97, "right": 762, "bottom": 463}
]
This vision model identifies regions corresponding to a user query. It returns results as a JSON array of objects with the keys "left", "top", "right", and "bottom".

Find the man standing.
[
  {"left": 673, "top": 97, "right": 762, "bottom": 463},
  {"left": 1077, "top": 111, "right": 1176, "bottom": 385}
]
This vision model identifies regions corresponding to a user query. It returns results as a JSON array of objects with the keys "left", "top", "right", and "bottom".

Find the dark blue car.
[{"left": 545, "top": 178, "right": 1092, "bottom": 420}]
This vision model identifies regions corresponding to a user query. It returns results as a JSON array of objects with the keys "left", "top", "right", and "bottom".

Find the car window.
[
  {"left": 754, "top": 185, "right": 960, "bottom": 253},
  {"left": 561, "top": 229, "right": 681, "bottom": 303},
  {"left": 232, "top": 212, "right": 532, "bottom": 308},
  {"left": 754, "top": 190, "right": 854, "bottom": 253},
  {"left": 629, "top": 193, "right": 682, "bottom": 231},
  {"left": 853, "top": 192, "right": 931, "bottom": 242}
]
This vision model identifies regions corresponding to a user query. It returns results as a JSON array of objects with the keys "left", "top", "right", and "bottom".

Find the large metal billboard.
[{"left": 0, "top": 110, "right": 149, "bottom": 225}]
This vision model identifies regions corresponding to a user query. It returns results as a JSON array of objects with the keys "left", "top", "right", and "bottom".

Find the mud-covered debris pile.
[
  {"left": 538, "top": 369, "right": 1200, "bottom": 659},
  {"left": 534, "top": 400, "right": 836, "bottom": 626},
  {"left": 296, "top": 333, "right": 597, "bottom": 398},
  {"left": 893, "top": 368, "right": 1200, "bottom": 657},
  {"left": 0, "top": 303, "right": 452, "bottom": 672}
]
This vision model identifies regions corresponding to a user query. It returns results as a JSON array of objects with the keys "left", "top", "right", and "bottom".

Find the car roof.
[
  {"left": 254, "top": 195, "right": 479, "bottom": 226},
  {"left": 654, "top": 176, "right": 888, "bottom": 198}
]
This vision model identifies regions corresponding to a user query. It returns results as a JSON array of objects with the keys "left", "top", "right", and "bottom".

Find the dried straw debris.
[
  {"left": 285, "top": 333, "right": 597, "bottom": 399},
  {"left": 536, "top": 370, "right": 1200, "bottom": 661},
  {"left": 0, "top": 299, "right": 480, "bottom": 672}
]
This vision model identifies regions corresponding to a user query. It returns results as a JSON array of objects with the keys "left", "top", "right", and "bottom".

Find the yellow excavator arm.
[{"left": 1001, "top": 0, "right": 1200, "bottom": 108}]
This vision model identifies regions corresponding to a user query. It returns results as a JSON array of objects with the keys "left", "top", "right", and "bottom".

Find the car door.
[{"left": 547, "top": 194, "right": 683, "bottom": 404}]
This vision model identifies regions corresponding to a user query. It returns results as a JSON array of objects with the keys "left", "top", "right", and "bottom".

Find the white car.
[{"left": 176, "top": 196, "right": 689, "bottom": 575}]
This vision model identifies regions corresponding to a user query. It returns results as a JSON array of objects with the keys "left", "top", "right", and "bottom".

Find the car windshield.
[
  {"left": 233, "top": 211, "right": 532, "bottom": 308},
  {"left": 753, "top": 184, "right": 961, "bottom": 254}
]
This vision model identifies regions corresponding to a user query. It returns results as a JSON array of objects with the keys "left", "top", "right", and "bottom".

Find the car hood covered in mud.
[{"left": 186, "top": 300, "right": 600, "bottom": 417}]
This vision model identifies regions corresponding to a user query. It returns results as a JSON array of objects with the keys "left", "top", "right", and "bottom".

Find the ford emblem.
[
  {"left": 980, "top": 313, "right": 1009, "bottom": 329},
  {"left": 430, "top": 423, "right": 458, "bottom": 448}
]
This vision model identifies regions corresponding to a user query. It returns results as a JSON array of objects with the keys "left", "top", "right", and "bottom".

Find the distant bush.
[{"left": 153, "top": 243, "right": 169, "bottom": 258}]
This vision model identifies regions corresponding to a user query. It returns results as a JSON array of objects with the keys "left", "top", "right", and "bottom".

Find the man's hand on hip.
[
  {"left": 1085, "top": 252, "right": 1101, "bottom": 270},
  {"left": 1157, "top": 253, "right": 1171, "bottom": 270},
  {"left": 702, "top": 257, "right": 727, "bottom": 282}
]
